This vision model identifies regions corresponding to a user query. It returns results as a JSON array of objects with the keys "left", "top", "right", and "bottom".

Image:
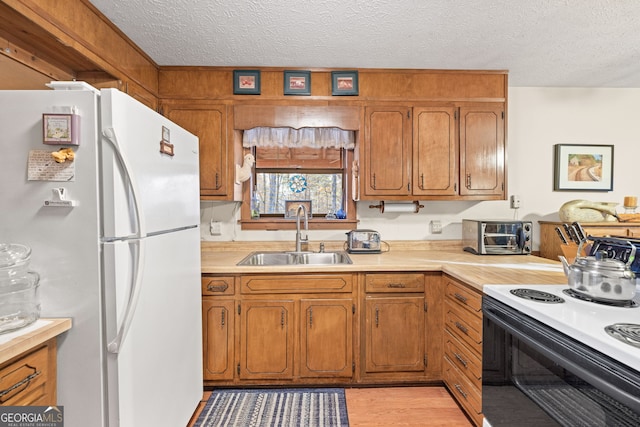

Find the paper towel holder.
[{"left": 369, "top": 201, "right": 424, "bottom": 213}]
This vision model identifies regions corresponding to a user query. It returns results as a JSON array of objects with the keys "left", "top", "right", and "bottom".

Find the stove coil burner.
[
  {"left": 562, "top": 289, "right": 638, "bottom": 308},
  {"left": 605, "top": 323, "right": 640, "bottom": 349},
  {"left": 509, "top": 288, "right": 565, "bottom": 304}
]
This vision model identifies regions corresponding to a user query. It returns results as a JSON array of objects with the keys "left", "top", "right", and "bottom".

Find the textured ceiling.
[{"left": 89, "top": 0, "right": 640, "bottom": 87}]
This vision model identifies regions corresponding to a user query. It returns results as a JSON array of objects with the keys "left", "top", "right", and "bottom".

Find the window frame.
[{"left": 239, "top": 148, "right": 358, "bottom": 230}]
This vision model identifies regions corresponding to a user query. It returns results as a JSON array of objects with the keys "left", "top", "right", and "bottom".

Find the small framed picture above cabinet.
[
  {"left": 331, "top": 71, "right": 359, "bottom": 96},
  {"left": 284, "top": 70, "right": 311, "bottom": 95},
  {"left": 233, "top": 70, "right": 261, "bottom": 95}
]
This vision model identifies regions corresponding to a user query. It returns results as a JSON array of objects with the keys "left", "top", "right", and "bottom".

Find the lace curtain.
[{"left": 243, "top": 127, "right": 355, "bottom": 149}]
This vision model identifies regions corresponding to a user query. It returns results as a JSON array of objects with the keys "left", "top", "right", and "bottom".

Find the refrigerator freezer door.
[
  {"left": 0, "top": 89, "right": 108, "bottom": 426},
  {"left": 103, "top": 227, "right": 203, "bottom": 427},
  {"left": 99, "top": 89, "right": 200, "bottom": 238}
]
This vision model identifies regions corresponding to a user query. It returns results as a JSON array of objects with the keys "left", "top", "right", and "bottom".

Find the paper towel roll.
[{"left": 369, "top": 201, "right": 424, "bottom": 213}]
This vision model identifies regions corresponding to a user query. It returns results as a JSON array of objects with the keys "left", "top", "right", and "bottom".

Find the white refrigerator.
[{"left": 0, "top": 83, "right": 203, "bottom": 427}]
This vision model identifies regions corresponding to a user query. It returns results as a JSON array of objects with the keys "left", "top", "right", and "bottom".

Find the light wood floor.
[{"left": 187, "top": 386, "right": 473, "bottom": 426}]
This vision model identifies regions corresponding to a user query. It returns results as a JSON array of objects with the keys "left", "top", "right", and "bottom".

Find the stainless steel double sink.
[{"left": 237, "top": 251, "right": 352, "bottom": 266}]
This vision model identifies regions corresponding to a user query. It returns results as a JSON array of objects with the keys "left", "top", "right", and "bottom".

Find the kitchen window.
[{"left": 239, "top": 127, "right": 358, "bottom": 230}]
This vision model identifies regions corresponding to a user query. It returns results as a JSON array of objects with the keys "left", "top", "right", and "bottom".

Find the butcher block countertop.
[
  {"left": 0, "top": 318, "right": 71, "bottom": 365},
  {"left": 201, "top": 240, "right": 568, "bottom": 291}
]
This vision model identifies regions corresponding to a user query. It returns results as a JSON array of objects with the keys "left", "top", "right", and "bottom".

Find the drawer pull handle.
[
  {"left": 0, "top": 369, "right": 41, "bottom": 402},
  {"left": 455, "top": 321, "right": 468, "bottom": 334},
  {"left": 454, "top": 383, "right": 467, "bottom": 400},
  {"left": 207, "top": 282, "right": 229, "bottom": 293},
  {"left": 453, "top": 293, "right": 468, "bottom": 303},
  {"left": 375, "top": 308, "right": 379, "bottom": 327},
  {"left": 453, "top": 352, "right": 468, "bottom": 368},
  {"left": 387, "top": 283, "right": 406, "bottom": 288},
  {"left": 309, "top": 307, "right": 313, "bottom": 329},
  {"left": 221, "top": 310, "right": 225, "bottom": 327}
]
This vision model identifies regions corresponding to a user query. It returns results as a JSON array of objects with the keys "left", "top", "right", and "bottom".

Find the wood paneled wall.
[
  {"left": 159, "top": 67, "right": 507, "bottom": 103},
  {"left": 0, "top": 0, "right": 158, "bottom": 95}
]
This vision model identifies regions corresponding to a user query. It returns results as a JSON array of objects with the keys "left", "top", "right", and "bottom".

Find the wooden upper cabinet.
[
  {"left": 162, "top": 103, "right": 231, "bottom": 199},
  {"left": 362, "top": 103, "right": 505, "bottom": 200},
  {"left": 459, "top": 105, "right": 505, "bottom": 198},
  {"left": 413, "top": 106, "right": 458, "bottom": 196},
  {"left": 363, "top": 106, "right": 412, "bottom": 197}
]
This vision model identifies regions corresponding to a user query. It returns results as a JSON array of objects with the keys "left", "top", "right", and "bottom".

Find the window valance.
[{"left": 243, "top": 127, "right": 355, "bottom": 149}]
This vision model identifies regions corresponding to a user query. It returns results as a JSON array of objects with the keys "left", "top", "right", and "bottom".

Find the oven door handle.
[{"left": 483, "top": 297, "right": 640, "bottom": 414}]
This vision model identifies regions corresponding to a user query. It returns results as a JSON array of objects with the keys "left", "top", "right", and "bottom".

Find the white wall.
[{"left": 201, "top": 87, "right": 640, "bottom": 249}]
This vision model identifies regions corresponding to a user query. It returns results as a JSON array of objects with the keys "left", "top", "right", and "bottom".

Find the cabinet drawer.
[
  {"left": 241, "top": 274, "right": 353, "bottom": 294},
  {"left": 202, "top": 276, "right": 235, "bottom": 296},
  {"left": 445, "top": 330, "right": 481, "bottom": 389},
  {"left": 444, "top": 356, "right": 482, "bottom": 427},
  {"left": 445, "top": 302, "right": 482, "bottom": 356},
  {"left": 445, "top": 278, "right": 481, "bottom": 315},
  {"left": 0, "top": 345, "right": 50, "bottom": 406},
  {"left": 365, "top": 273, "right": 424, "bottom": 293}
]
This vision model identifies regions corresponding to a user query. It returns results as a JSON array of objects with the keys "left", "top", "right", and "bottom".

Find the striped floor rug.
[{"left": 194, "top": 388, "right": 349, "bottom": 427}]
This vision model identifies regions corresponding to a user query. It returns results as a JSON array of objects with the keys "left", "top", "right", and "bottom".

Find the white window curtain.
[{"left": 243, "top": 127, "right": 355, "bottom": 149}]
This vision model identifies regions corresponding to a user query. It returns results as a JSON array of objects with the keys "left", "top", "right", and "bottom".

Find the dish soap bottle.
[{"left": 251, "top": 190, "right": 260, "bottom": 219}]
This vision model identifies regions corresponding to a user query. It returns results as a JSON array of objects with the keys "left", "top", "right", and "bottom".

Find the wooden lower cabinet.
[
  {"left": 0, "top": 340, "right": 57, "bottom": 406},
  {"left": 201, "top": 271, "right": 445, "bottom": 387},
  {"left": 360, "top": 272, "right": 442, "bottom": 382},
  {"left": 203, "top": 273, "right": 355, "bottom": 386},
  {"left": 365, "top": 296, "right": 425, "bottom": 373},
  {"left": 442, "top": 274, "right": 483, "bottom": 427},
  {"left": 202, "top": 299, "right": 234, "bottom": 381},
  {"left": 300, "top": 299, "right": 353, "bottom": 378},
  {"left": 240, "top": 300, "right": 294, "bottom": 380}
]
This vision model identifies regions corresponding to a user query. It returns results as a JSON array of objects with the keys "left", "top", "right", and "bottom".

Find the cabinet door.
[
  {"left": 202, "top": 299, "right": 234, "bottom": 380},
  {"left": 239, "top": 300, "right": 294, "bottom": 379},
  {"left": 164, "top": 104, "right": 229, "bottom": 198},
  {"left": 413, "top": 106, "right": 458, "bottom": 196},
  {"left": 459, "top": 105, "right": 505, "bottom": 197},
  {"left": 363, "top": 106, "right": 412, "bottom": 196},
  {"left": 365, "top": 296, "right": 425, "bottom": 372},
  {"left": 300, "top": 299, "right": 353, "bottom": 378}
]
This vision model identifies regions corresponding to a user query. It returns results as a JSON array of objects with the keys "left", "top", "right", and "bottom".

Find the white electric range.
[
  {"left": 482, "top": 283, "right": 640, "bottom": 426},
  {"left": 483, "top": 283, "right": 640, "bottom": 371}
]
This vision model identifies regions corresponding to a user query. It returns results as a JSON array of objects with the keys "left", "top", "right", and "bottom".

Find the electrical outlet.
[
  {"left": 510, "top": 195, "right": 521, "bottom": 209},
  {"left": 210, "top": 220, "right": 222, "bottom": 236},
  {"left": 430, "top": 220, "right": 442, "bottom": 234}
]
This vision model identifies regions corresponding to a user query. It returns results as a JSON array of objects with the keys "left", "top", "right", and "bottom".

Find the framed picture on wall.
[
  {"left": 553, "top": 144, "right": 614, "bottom": 191},
  {"left": 331, "top": 71, "right": 359, "bottom": 96},
  {"left": 283, "top": 70, "right": 311, "bottom": 95},
  {"left": 233, "top": 70, "right": 261, "bottom": 95}
]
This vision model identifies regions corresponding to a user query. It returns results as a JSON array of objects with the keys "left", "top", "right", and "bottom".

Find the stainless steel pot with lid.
[{"left": 559, "top": 241, "right": 637, "bottom": 301}]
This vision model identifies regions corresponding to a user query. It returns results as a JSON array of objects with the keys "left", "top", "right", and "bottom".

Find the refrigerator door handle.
[
  {"left": 107, "top": 239, "right": 146, "bottom": 354},
  {"left": 102, "top": 127, "right": 147, "bottom": 239},
  {"left": 103, "top": 127, "right": 148, "bottom": 354}
]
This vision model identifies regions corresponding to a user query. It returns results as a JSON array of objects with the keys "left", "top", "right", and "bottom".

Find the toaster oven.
[
  {"left": 462, "top": 219, "right": 532, "bottom": 255},
  {"left": 346, "top": 229, "right": 381, "bottom": 254}
]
